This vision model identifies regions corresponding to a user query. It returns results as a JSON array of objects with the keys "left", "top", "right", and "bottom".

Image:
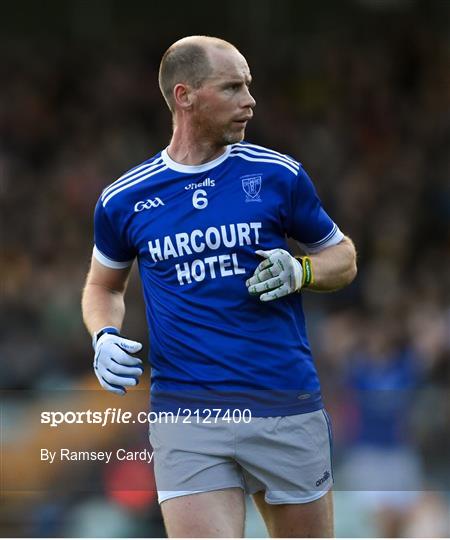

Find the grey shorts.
[{"left": 149, "top": 408, "right": 333, "bottom": 505}]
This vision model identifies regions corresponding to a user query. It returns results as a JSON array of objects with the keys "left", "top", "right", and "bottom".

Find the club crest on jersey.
[{"left": 241, "top": 175, "right": 262, "bottom": 202}]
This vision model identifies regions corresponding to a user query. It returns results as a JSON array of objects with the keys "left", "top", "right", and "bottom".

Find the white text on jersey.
[
  {"left": 184, "top": 177, "right": 215, "bottom": 190},
  {"left": 134, "top": 198, "right": 165, "bottom": 212},
  {"left": 148, "top": 222, "right": 261, "bottom": 262},
  {"left": 148, "top": 222, "right": 262, "bottom": 285},
  {"left": 176, "top": 253, "right": 245, "bottom": 285}
]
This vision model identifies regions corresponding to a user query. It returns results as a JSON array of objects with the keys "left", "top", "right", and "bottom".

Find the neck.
[{"left": 167, "top": 123, "right": 227, "bottom": 166}]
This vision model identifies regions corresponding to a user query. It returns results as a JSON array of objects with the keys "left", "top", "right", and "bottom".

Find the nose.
[{"left": 242, "top": 86, "right": 256, "bottom": 110}]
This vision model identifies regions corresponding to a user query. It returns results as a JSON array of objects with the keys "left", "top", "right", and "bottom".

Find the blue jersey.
[{"left": 93, "top": 142, "right": 343, "bottom": 416}]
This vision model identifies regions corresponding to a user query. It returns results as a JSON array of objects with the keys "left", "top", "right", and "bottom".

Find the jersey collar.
[{"left": 161, "top": 146, "right": 231, "bottom": 173}]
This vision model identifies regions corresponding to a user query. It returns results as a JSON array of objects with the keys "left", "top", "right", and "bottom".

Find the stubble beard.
[
  {"left": 222, "top": 131, "right": 245, "bottom": 145},
  {"left": 221, "top": 123, "right": 246, "bottom": 146},
  {"left": 196, "top": 115, "right": 246, "bottom": 148}
]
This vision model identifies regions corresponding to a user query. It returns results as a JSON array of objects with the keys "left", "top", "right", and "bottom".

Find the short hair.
[{"left": 158, "top": 36, "right": 236, "bottom": 112}]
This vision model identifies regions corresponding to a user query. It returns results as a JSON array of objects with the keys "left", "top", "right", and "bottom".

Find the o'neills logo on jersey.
[
  {"left": 134, "top": 198, "right": 165, "bottom": 212},
  {"left": 184, "top": 177, "right": 215, "bottom": 190}
]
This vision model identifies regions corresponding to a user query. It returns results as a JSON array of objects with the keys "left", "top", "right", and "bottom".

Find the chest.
[{"left": 127, "top": 168, "right": 288, "bottom": 260}]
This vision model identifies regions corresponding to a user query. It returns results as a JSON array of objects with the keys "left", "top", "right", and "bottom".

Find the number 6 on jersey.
[{"left": 192, "top": 189, "right": 208, "bottom": 209}]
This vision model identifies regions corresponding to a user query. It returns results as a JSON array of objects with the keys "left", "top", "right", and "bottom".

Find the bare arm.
[
  {"left": 81, "top": 257, "right": 133, "bottom": 337},
  {"left": 305, "top": 236, "right": 357, "bottom": 292}
]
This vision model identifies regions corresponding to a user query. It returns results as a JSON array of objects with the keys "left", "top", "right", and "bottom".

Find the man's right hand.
[{"left": 93, "top": 329, "right": 143, "bottom": 395}]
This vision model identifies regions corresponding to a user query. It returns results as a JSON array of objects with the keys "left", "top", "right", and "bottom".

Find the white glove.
[
  {"left": 246, "top": 249, "right": 303, "bottom": 302},
  {"left": 93, "top": 329, "right": 143, "bottom": 395}
]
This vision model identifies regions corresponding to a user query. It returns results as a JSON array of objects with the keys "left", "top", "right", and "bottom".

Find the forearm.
[
  {"left": 81, "top": 283, "right": 126, "bottom": 337},
  {"left": 305, "top": 236, "right": 357, "bottom": 292}
]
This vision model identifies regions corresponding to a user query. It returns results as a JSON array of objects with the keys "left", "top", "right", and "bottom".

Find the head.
[{"left": 159, "top": 35, "right": 256, "bottom": 145}]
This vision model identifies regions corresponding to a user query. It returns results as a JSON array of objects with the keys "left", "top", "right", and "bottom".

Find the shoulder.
[
  {"left": 99, "top": 151, "right": 167, "bottom": 209},
  {"left": 229, "top": 141, "right": 301, "bottom": 177}
]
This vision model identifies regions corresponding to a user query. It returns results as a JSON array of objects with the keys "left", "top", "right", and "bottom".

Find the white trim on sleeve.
[
  {"left": 297, "top": 224, "right": 345, "bottom": 254},
  {"left": 92, "top": 246, "right": 134, "bottom": 269}
]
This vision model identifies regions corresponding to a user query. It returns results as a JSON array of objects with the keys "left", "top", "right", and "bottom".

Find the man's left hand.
[{"left": 246, "top": 249, "right": 303, "bottom": 301}]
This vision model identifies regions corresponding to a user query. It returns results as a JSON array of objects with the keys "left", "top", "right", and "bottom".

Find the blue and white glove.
[
  {"left": 93, "top": 327, "right": 143, "bottom": 396},
  {"left": 246, "top": 249, "right": 303, "bottom": 301}
]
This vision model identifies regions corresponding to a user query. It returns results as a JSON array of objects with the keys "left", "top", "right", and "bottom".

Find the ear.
[{"left": 173, "top": 83, "right": 195, "bottom": 110}]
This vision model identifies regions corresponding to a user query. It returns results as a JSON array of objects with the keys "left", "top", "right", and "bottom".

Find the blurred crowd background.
[{"left": 0, "top": 0, "right": 449, "bottom": 537}]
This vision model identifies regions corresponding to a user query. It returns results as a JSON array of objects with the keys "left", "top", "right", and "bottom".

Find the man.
[{"left": 82, "top": 35, "right": 357, "bottom": 537}]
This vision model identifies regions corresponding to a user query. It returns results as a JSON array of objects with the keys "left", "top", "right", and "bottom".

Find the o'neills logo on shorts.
[{"left": 315, "top": 470, "right": 330, "bottom": 487}]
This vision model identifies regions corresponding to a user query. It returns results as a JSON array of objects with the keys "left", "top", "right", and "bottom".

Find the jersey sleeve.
[
  {"left": 288, "top": 166, "right": 344, "bottom": 253},
  {"left": 93, "top": 198, "right": 136, "bottom": 268}
]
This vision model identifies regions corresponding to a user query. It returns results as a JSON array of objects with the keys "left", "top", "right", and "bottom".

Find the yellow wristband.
[{"left": 295, "top": 256, "right": 314, "bottom": 287}]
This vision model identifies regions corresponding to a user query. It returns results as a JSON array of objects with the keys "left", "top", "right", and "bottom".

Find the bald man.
[{"left": 82, "top": 35, "right": 357, "bottom": 537}]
